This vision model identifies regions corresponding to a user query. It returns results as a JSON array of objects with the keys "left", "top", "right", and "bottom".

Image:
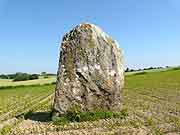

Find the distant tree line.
[
  {"left": 125, "top": 66, "right": 169, "bottom": 72},
  {"left": 40, "top": 72, "right": 56, "bottom": 78},
  {"left": 0, "top": 72, "right": 56, "bottom": 81},
  {"left": 0, "top": 73, "right": 39, "bottom": 81}
]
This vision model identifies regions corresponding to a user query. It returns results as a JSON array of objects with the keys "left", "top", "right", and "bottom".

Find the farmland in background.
[{"left": 0, "top": 76, "right": 56, "bottom": 88}]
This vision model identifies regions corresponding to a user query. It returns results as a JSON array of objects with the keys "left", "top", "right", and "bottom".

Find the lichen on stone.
[{"left": 53, "top": 23, "right": 124, "bottom": 115}]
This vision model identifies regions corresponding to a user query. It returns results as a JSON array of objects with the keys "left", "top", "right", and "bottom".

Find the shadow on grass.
[{"left": 24, "top": 111, "right": 52, "bottom": 122}]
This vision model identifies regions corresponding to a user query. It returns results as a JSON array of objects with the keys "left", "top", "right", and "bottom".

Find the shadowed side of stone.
[{"left": 53, "top": 23, "right": 124, "bottom": 116}]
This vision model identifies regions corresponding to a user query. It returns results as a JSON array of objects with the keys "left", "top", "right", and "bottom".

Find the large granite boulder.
[{"left": 53, "top": 23, "right": 124, "bottom": 116}]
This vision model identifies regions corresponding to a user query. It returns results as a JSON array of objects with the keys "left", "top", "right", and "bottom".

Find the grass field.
[
  {"left": 123, "top": 68, "right": 180, "bottom": 134},
  {"left": 125, "top": 67, "right": 174, "bottom": 75},
  {"left": 0, "top": 77, "right": 56, "bottom": 87},
  {"left": 0, "top": 69, "right": 180, "bottom": 134},
  {"left": 0, "top": 85, "right": 55, "bottom": 122}
]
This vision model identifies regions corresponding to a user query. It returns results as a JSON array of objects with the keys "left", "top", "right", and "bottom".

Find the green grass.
[
  {"left": 0, "top": 84, "right": 55, "bottom": 122},
  {"left": 123, "top": 68, "right": 180, "bottom": 133},
  {"left": 52, "top": 109, "right": 128, "bottom": 125}
]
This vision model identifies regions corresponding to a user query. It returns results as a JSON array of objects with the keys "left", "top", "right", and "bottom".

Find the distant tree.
[
  {"left": 13, "top": 73, "right": 30, "bottom": 82},
  {"left": 29, "top": 74, "right": 39, "bottom": 80},
  {"left": 41, "top": 72, "right": 50, "bottom": 78},
  {"left": 143, "top": 68, "right": 147, "bottom": 70},
  {"left": 125, "top": 68, "right": 130, "bottom": 72},
  {"left": 41, "top": 72, "right": 47, "bottom": 76},
  {"left": 46, "top": 73, "right": 56, "bottom": 76},
  {"left": 157, "top": 67, "right": 163, "bottom": 69},
  {"left": 0, "top": 74, "right": 9, "bottom": 79},
  {"left": 8, "top": 74, "right": 16, "bottom": 79},
  {"left": 148, "top": 67, "right": 154, "bottom": 70}
]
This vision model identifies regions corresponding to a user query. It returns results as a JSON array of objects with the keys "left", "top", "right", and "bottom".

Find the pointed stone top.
[
  {"left": 63, "top": 23, "right": 120, "bottom": 49},
  {"left": 78, "top": 22, "right": 105, "bottom": 34}
]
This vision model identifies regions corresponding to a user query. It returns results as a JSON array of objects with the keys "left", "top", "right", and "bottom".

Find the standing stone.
[{"left": 53, "top": 23, "right": 124, "bottom": 116}]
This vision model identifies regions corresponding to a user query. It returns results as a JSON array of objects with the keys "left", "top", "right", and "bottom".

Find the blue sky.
[{"left": 0, "top": 0, "right": 180, "bottom": 74}]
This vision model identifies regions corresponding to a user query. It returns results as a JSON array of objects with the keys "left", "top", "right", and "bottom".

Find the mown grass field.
[
  {"left": 0, "top": 68, "right": 180, "bottom": 135},
  {"left": 0, "top": 85, "right": 54, "bottom": 117}
]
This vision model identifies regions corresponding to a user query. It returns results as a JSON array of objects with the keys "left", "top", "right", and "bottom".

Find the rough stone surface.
[{"left": 53, "top": 23, "right": 124, "bottom": 115}]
